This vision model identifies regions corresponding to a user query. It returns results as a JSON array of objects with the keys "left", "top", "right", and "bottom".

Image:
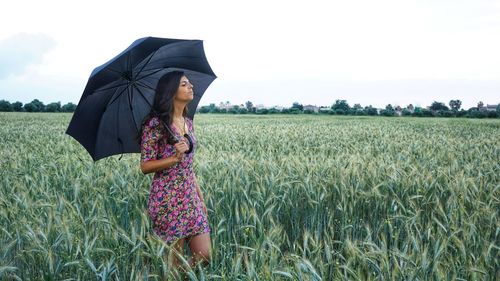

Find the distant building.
[
  {"left": 303, "top": 104, "right": 319, "bottom": 113},
  {"left": 485, "top": 104, "right": 498, "bottom": 112}
]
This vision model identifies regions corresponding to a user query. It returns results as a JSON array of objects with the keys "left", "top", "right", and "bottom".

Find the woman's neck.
[{"left": 173, "top": 102, "right": 186, "bottom": 119}]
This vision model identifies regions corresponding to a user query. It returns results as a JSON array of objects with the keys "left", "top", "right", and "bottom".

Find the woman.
[{"left": 139, "top": 71, "right": 211, "bottom": 274}]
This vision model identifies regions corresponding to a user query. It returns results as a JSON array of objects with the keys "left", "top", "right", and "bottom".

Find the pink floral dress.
[{"left": 140, "top": 116, "right": 210, "bottom": 245}]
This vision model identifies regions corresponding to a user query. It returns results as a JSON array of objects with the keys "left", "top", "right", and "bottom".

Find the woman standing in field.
[{"left": 139, "top": 71, "right": 211, "bottom": 276}]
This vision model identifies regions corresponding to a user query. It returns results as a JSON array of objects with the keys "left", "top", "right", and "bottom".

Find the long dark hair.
[{"left": 137, "top": 71, "right": 188, "bottom": 145}]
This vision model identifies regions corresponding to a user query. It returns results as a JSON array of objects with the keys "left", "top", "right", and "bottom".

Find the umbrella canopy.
[{"left": 66, "top": 36, "right": 217, "bottom": 161}]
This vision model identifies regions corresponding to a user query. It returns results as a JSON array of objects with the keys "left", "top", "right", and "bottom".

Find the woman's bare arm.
[
  {"left": 140, "top": 156, "right": 180, "bottom": 174},
  {"left": 140, "top": 141, "right": 189, "bottom": 174}
]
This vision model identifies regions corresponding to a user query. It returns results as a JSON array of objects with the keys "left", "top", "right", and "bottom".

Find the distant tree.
[
  {"left": 334, "top": 109, "right": 347, "bottom": 115},
  {"left": 45, "top": 102, "right": 61, "bottom": 112},
  {"left": 0, "top": 100, "right": 13, "bottom": 111},
  {"left": 437, "top": 110, "right": 454, "bottom": 117},
  {"left": 61, "top": 102, "right": 77, "bottom": 112},
  {"left": 406, "top": 104, "right": 414, "bottom": 112},
  {"left": 422, "top": 108, "right": 433, "bottom": 117},
  {"left": 229, "top": 105, "right": 240, "bottom": 114},
  {"left": 456, "top": 109, "right": 468, "bottom": 117},
  {"left": 477, "top": 101, "right": 484, "bottom": 111},
  {"left": 430, "top": 101, "right": 449, "bottom": 111},
  {"left": 245, "top": 101, "right": 253, "bottom": 112},
  {"left": 380, "top": 104, "right": 395, "bottom": 116},
  {"left": 238, "top": 108, "right": 248, "bottom": 114},
  {"left": 331, "top": 99, "right": 350, "bottom": 112},
  {"left": 468, "top": 109, "right": 486, "bottom": 118},
  {"left": 268, "top": 108, "right": 280, "bottom": 114},
  {"left": 23, "top": 102, "right": 38, "bottom": 112},
  {"left": 12, "top": 101, "right": 23, "bottom": 112},
  {"left": 402, "top": 109, "right": 412, "bottom": 116},
  {"left": 394, "top": 105, "right": 402, "bottom": 112},
  {"left": 348, "top": 103, "right": 366, "bottom": 115},
  {"left": 449, "top": 100, "right": 461, "bottom": 111},
  {"left": 486, "top": 111, "right": 498, "bottom": 118},
  {"left": 412, "top": 107, "right": 423, "bottom": 117},
  {"left": 349, "top": 104, "right": 362, "bottom": 115},
  {"left": 208, "top": 103, "right": 218, "bottom": 113},
  {"left": 24, "top": 99, "right": 45, "bottom": 112},
  {"left": 291, "top": 102, "right": 303, "bottom": 111},
  {"left": 354, "top": 109, "right": 366, "bottom": 116},
  {"left": 33, "top": 99, "right": 46, "bottom": 111},
  {"left": 364, "top": 105, "right": 378, "bottom": 116},
  {"left": 497, "top": 104, "right": 500, "bottom": 115},
  {"left": 256, "top": 108, "right": 268, "bottom": 114},
  {"left": 199, "top": 105, "right": 210, "bottom": 113}
]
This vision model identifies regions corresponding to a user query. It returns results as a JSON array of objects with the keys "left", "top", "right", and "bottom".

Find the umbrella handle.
[
  {"left": 158, "top": 118, "right": 193, "bottom": 154},
  {"left": 183, "top": 134, "right": 194, "bottom": 154}
]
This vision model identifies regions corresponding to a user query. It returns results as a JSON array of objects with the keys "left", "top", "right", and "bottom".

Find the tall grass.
[{"left": 0, "top": 112, "right": 498, "bottom": 280}]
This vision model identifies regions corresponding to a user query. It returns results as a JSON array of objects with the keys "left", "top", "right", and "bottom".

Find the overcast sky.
[{"left": 0, "top": 0, "right": 499, "bottom": 109}]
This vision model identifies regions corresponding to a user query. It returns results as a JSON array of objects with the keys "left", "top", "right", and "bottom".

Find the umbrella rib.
[
  {"left": 135, "top": 51, "right": 156, "bottom": 79},
  {"left": 136, "top": 68, "right": 165, "bottom": 81},
  {"left": 133, "top": 83, "right": 153, "bottom": 109},
  {"left": 135, "top": 80, "right": 155, "bottom": 91},
  {"left": 140, "top": 55, "right": 212, "bottom": 72},
  {"left": 127, "top": 86, "right": 139, "bottom": 133},
  {"left": 116, "top": 89, "right": 124, "bottom": 155},
  {"left": 93, "top": 82, "right": 130, "bottom": 93},
  {"left": 107, "top": 85, "right": 129, "bottom": 108},
  {"left": 105, "top": 68, "right": 123, "bottom": 75}
]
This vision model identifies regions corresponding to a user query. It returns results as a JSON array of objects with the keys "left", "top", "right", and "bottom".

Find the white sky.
[{"left": 0, "top": 0, "right": 499, "bottom": 109}]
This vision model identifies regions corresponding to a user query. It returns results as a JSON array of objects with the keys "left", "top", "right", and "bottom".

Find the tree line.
[
  {"left": 0, "top": 99, "right": 76, "bottom": 112},
  {"left": 198, "top": 100, "right": 500, "bottom": 118}
]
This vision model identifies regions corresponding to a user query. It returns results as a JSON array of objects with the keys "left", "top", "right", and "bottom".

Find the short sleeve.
[{"left": 140, "top": 117, "right": 161, "bottom": 162}]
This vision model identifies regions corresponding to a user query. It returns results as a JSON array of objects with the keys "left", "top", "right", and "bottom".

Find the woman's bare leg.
[
  {"left": 187, "top": 232, "right": 212, "bottom": 269},
  {"left": 166, "top": 238, "right": 186, "bottom": 279}
]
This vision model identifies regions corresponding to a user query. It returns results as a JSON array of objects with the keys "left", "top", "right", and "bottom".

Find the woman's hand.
[{"left": 174, "top": 140, "right": 189, "bottom": 161}]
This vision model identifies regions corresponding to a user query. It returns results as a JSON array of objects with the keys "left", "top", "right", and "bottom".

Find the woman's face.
[{"left": 174, "top": 75, "right": 194, "bottom": 102}]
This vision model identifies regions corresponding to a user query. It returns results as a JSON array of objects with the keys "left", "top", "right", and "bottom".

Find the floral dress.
[{"left": 140, "top": 116, "right": 210, "bottom": 245}]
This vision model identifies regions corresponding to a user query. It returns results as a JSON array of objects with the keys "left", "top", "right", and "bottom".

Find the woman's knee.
[
  {"left": 187, "top": 232, "right": 211, "bottom": 264},
  {"left": 193, "top": 250, "right": 211, "bottom": 267}
]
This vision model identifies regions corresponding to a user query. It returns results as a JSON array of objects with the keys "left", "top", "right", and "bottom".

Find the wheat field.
[{"left": 0, "top": 112, "right": 498, "bottom": 280}]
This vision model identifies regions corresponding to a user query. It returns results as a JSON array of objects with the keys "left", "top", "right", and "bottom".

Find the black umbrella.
[{"left": 65, "top": 36, "right": 217, "bottom": 161}]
